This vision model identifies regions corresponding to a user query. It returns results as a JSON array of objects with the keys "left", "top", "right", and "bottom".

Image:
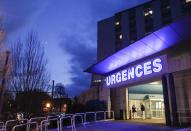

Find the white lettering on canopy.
[
  {"left": 106, "top": 58, "right": 163, "bottom": 86},
  {"left": 135, "top": 65, "right": 143, "bottom": 77},
  {"left": 122, "top": 70, "right": 127, "bottom": 81}
]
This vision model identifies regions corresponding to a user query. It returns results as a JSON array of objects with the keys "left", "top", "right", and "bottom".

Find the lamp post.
[
  {"left": 46, "top": 102, "right": 51, "bottom": 108},
  {"left": 44, "top": 102, "right": 51, "bottom": 113},
  {"left": 52, "top": 80, "right": 54, "bottom": 99}
]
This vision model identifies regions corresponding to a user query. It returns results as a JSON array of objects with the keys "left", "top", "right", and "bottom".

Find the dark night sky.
[{"left": 0, "top": 0, "right": 149, "bottom": 96}]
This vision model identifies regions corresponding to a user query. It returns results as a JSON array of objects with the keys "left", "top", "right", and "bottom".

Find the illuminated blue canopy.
[{"left": 86, "top": 16, "right": 191, "bottom": 75}]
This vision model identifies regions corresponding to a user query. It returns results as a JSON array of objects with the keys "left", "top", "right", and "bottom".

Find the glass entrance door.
[
  {"left": 129, "top": 99, "right": 165, "bottom": 119},
  {"left": 150, "top": 100, "right": 165, "bottom": 118}
]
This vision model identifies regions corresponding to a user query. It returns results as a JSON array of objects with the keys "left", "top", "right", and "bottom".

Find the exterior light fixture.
[{"left": 149, "top": 81, "right": 160, "bottom": 85}]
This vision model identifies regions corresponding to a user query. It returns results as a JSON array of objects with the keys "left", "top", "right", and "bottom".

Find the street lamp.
[{"left": 46, "top": 102, "right": 51, "bottom": 108}]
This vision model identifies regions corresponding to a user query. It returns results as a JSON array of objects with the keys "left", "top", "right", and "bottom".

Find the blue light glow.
[{"left": 87, "top": 16, "right": 191, "bottom": 75}]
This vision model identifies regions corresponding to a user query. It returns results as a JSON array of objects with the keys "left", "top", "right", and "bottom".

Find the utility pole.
[
  {"left": 52, "top": 80, "right": 54, "bottom": 99},
  {"left": 60, "top": 85, "right": 62, "bottom": 112}
]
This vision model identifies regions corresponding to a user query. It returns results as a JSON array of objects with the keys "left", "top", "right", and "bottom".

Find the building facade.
[
  {"left": 97, "top": 0, "right": 191, "bottom": 62},
  {"left": 85, "top": 0, "right": 191, "bottom": 127}
]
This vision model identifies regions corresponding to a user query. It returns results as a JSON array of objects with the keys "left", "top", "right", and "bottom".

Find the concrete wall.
[
  {"left": 78, "top": 87, "right": 99, "bottom": 105},
  {"left": 135, "top": 6, "right": 145, "bottom": 40},
  {"left": 77, "top": 86, "right": 111, "bottom": 111},
  {"left": 173, "top": 69, "right": 191, "bottom": 109},
  {"left": 173, "top": 69, "right": 191, "bottom": 125},
  {"left": 152, "top": 0, "right": 162, "bottom": 30},
  {"left": 97, "top": 17, "right": 115, "bottom": 62},
  {"left": 96, "top": 0, "right": 184, "bottom": 62},
  {"left": 162, "top": 48, "right": 191, "bottom": 126},
  {"left": 168, "top": 52, "right": 191, "bottom": 73},
  {"left": 121, "top": 11, "right": 130, "bottom": 48},
  {"left": 99, "top": 86, "right": 111, "bottom": 111},
  {"left": 110, "top": 87, "right": 128, "bottom": 119},
  {"left": 170, "top": 0, "right": 182, "bottom": 20}
]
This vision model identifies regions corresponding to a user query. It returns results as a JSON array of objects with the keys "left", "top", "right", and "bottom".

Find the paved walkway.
[
  {"left": 61, "top": 120, "right": 174, "bottom": 131},
  {"left": 125, "top": 118, "right": 166, "bottom": 125}
]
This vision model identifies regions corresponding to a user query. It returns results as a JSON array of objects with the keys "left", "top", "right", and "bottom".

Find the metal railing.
[
  {"left": 95, "top": 111, "right": 106, "bottom": 122},
  {"left": 12, "top": 121, "right": 38, "bottom": 131},
  {"left": 12, "top": 123, "right": 27, "bottom": 131},
  {"left": 59, "top": 116, "right": 74, "bottom": 131},
  {"left": 0, "top": 122, "right": 4, "bottom": 131},
  {"left": 1, "top": 110, "right": 115, "bottom": 131},
  {"left": 3, "top": 119, "right": 28, "bottom": 131},
  {"left": 84, "top": 112, "right": 96, "bottom": 124},
  {"left": 105, "top": 111, "right": 115, "bottom": 120},
  {"left": 40, "top": 119, "right": 48, "bottom": 131},
  {"left": 65, "top": 114, "right": 74, "bottom": 117},
  {"left": 29, "top": 117, "right": 46, "bottom": 131},
  {"left": 28, "top": 122, "right": 38, "bottom": 131},
  {"left": 47, "top": 117, "right": 60, "bottom": 131},
  {"left": 29, "top": 117, "right": 46, "bottom": 123},
  {"left": 73, "top": 113, "right": 86, "bottom": 129}
]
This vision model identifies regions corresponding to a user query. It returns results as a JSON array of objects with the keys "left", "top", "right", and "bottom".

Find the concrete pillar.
[
  {"left": 168, "top": 73, "right": 179, "bottom": 127},
  {"left": 162, "top": 75, "right": 171, "bottom": 126},
  {"left": 126, "top": 88, "right": 129, "bottom": 120},
  {"left": 99, "top": 86, "right": 111, "bottom": 111},
  {"left": 110, "top": 87, "right": 128, "bottom": 120},
  {"left": 162, "top": 74, "right": 179, "bottom": 127}
]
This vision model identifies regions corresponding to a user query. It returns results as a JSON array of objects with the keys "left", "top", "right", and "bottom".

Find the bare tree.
[
  {"left": 0, "top": 17, "right": 11, "bottom": 114},
  {"left": 0, "top": 16, "right": 5, "bottom": 48},
  {"left": 54, "top": 83, "right": 67, "bottom": 98},
  {"left": 10, "top": 31, "right": 50, "bottom": 92}
]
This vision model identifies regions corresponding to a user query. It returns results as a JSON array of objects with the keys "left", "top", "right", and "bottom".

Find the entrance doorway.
[{"left": 128, "top": 81, "right": 165, "bottom": 123}]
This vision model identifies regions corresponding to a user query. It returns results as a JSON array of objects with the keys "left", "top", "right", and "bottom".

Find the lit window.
[
  {"left": 186, "top": 0, "right": 191, "bottom": 2},
  {"left": 144, "top": 9, "right": 153, "bottom": 16},
  {"left": 115, "top": 21, "right": 120, "bottom": 25},
  {"left": 144, "top": 12, "right": 149, "bottom": 16},
  {"left": 149, "top": 10, "right": 153, "bottom": 14},
  {"left": 93, "top": 80, "right": 101, "bottom": 83},
  {"left": 165, "top": 5, "right": 171, "bottom": 9},
  {"left": 119, "top": 34, "right": 123, "bottom": 39}
]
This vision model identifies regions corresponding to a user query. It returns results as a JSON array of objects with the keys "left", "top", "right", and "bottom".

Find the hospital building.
[{"left": 82, "top": 0, "right": 191, "bottom": 126}]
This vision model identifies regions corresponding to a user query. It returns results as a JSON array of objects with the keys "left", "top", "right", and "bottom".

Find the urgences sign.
[{"left": 105, "top": 55, "right": 167, "bottom": 87}]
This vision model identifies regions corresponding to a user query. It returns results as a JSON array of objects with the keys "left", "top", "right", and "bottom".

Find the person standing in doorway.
[
  {"left": 132, "top": 105, "right": 136, "bottom": 119},
  {"left": 141, "top": 103, "right": 145, "bottom": 120}
]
